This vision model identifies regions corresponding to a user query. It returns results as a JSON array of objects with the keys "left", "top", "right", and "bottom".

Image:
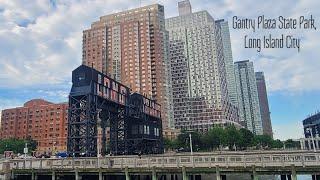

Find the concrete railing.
[{"left": 5, "top": 151, "right": 320, "bottom": 171}]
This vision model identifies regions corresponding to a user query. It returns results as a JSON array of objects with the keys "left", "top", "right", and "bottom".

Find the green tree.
[
  {"left": 271, "top": 139, "right": 284, "bottom": 149},
  {"left": 202, "top": 126, "right": 227, "bottom": 150},
  {"left": 0, "top": 139, "right": 25, "bottom": 154},
  {"left": 225, "top": 125, "right": 240, "bottom": 150},
  {"left": 176, "top": 131, "right": 189, "bottom": 149},
  {"left": 253, "top": 135, "right": 273, "bottom": 149},
  {"left": 0, "top": 138, "right": 37, "bottom": 154},
  {"left": 189, "top": 131, "right": 202, "bottom": 151},
  {"left": 176, "top": 131, "right": 202, "bottom": 152},
  {"left": 238, "top": 128, "right": 254, "bottom": 150},
  {"left": 163, "top": 138, "right": 173, "bottom": 150},
  {"left": 163, "top": 138, "right": 179, "bottom": 151},
  {"left": 26, "top": 136, "right": 37, "bottom": 151},
  {"left": 284, "top": 139, "right": 300, "bottom": 149}
]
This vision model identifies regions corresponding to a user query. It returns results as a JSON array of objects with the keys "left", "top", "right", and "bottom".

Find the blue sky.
[{"left": 0, "top": 0, "right": 319, "bottom": 140}]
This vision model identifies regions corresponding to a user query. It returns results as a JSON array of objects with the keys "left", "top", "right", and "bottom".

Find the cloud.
[
  {"left": 0, "top": 0, "right": 319, "bottom": 93},
  {"left": 0, "top": 0, "right": 140, "bottom": 89},
  {"left": 37, "top": 89, "right": 68, "bottom": 100},
  {"left": 218, "top": 0, "right": 320, "bottom": 93}
]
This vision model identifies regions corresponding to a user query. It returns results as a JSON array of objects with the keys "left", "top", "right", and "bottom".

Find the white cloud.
[
  {"left": 220, "top": 0, "right": 320, "bottom": 93},
  {"left": 0, "top": 0, "right": 319, "bottom": 93},
  {"left": 0, "top": 0, "right": 318, "bottom": 89},
  {"left": 0, "top": 0, "right": 139, "bottom": 88},
  {"left": 38, "top": 89, "right": 68, "bottom": 99}
]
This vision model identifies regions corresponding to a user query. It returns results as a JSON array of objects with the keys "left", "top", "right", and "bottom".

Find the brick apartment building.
[
  {"left": 82, "top": 4, "right": 173, "bottom": 129},
  {"left": 0, "top": 99, "right": 68, "bottom": 153}
]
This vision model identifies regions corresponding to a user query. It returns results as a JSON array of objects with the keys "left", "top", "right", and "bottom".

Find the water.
[{"left": 199, "top": 174, "right": 314, "bottom": 180}]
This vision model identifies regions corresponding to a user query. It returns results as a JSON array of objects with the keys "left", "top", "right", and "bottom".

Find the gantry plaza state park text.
[{"left": 0, "top": 0, "right": 320, "bottom": 180}]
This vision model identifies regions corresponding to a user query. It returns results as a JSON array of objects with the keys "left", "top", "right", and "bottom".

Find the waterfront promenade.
[{"left": 1, "top": 150, "right": 319, "bottom": 180}]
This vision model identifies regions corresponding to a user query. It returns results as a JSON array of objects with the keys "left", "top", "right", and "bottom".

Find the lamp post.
[
  {"left": 184, "top": 130, "right": 194, "bottom": 155},
  {"left": 24, "top": 143, "right": 28, "bottom": 168},
  {"left": 305, "top": 124, "right": 316, "bottom": 152},
  {"left": 189, "top": 133, "right": 193, "bottom": 155}
]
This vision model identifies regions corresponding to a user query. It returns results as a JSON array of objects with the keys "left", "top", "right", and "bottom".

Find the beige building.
[
  {"left": 162, "top": 128, "right": 181, "bottom": 140},
  {"left": 165, "top": 2, "right": 240, "bottom": 131},
  {"left": 82, "top": 4, "right": 173, "bottom": 129}
]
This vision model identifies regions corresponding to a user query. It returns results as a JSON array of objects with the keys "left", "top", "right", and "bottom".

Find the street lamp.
[
  {"left": 305, "top": 125, "right": 317, "bottom": 152},
  {"left": 24, "top": 143, "right": 28, "bottom": 168},
  {"left": 184, "top": 130, "right": 194, "bottom": 155},
  {"left": 189, "top": 133, "right": 193, "bottom": 155}
]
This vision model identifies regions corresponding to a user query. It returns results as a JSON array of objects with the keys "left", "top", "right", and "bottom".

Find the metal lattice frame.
[
  {"left": 67, "top": 94, "right": 97, "bottom": 157},
  {"left": 68, "top": 93, "right": 130, "bottom": 156},
  {"left": 67, "top": 65, "right": 163, "bottom": 157}
]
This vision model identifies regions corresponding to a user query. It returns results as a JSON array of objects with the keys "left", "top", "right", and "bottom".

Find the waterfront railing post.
[
  {"left": 252, "top": 165, "right": 258, "bottom": 180},
  {"left": 291, "top": 164, "right": 297, "bottom": 180},
  {"left": 31, "top": 169, "right": 35, "bottom": 180},
  {"left": 72, "top": 158, "right": 75, "bottom": 169},
  {"left": 75, "top": 168, "right": 80, "bottom": 180},
  {"left": 216, "top": 165, "right": 221, "bottom": 180},
  {"left": 99, "top": 168, "right": 103, "bottom": 180},
  {"left": 152, "top": 166, "right": 157, "bottom": 180},
  {"left": 121, "top": 157, "right": 124, "bottom": 169},
  {"left": 52, "top": 170, "right": 55, "bottom": 180},
  {"left": 182, "top": 166, "right": 188, "bottom": 180},
  {"left": 125, "top": 166, "right": 130, "bottom": 180}
]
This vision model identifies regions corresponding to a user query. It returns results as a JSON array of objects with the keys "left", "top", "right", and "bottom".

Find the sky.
[{"left": 0, "top": 0, "right": 319, "bottom": 140}]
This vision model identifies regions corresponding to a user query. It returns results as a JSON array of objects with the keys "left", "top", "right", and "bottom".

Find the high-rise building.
[
  {"left": 301, "top": 112, "right": 320, "bottom": 150},
  {"left": 255, "top": 72, "right": 273, "bottom": 137},
  {"left": 0, "top": 99, "right": 68, "bottom": 152},
  {"left": 234, "top": 60, "right": 263, "bottom": 135},
  {"left": 165, "top": 3, "right": 239, "bottom": 131},
  {"left": 215, "top": 19, "right": 238, "bottom": 107},
  {"left": 178, "top": 0, "right": 192, "bottom": 16},
  {"left": 82, "top": 4, "right": 173, "bottom": 128}
]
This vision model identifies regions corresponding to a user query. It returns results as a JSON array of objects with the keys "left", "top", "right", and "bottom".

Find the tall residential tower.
[
  {"left": 178, "top": 0, "right": 192, "bottom": 16},
  {"left": 82, "top": 4, "right": 173, "bottom": 128},
  {"left": 234, "top": 60, "right": 263, "bottom": 135},
  {"left": 165, "top": 2, "right": 239, "bottom": 131},
  {"left": 215, "top": 20, "right": 238, "bottom": 107},
  {"left": 255, "top": 72, "right": 273, "bottom": 137}
]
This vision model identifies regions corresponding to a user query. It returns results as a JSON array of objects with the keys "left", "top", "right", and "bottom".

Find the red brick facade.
[
  {"left": 0, "top": 99, "right": 68, "bottom": 153},
  {"left": 82, "top": 4, "right": 171, "bottom": 128}
]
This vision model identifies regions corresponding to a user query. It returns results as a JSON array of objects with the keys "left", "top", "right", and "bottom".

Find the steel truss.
[{"left": 67, "top": 65, "right": 163, "bottom": 157}]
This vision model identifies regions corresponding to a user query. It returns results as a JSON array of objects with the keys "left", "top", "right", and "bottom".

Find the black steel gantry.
[{"left": 67, "top": 65, "right": 163, "bottom": 157}]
